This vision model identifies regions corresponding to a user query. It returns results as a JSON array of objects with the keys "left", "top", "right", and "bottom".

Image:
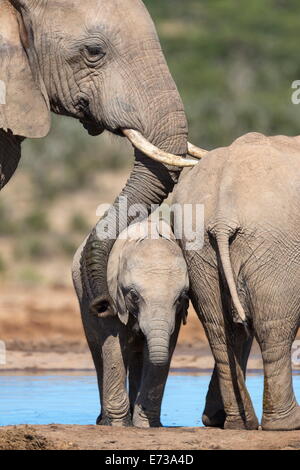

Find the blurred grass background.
[{"left": 1, "top": 0, "right": 300, "bottom": 285}]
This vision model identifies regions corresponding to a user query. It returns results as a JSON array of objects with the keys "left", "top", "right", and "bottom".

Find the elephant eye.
[
  {"left": 129, "top": 289, "right": 140, "bottom": 304},
  {"left": 86, "top": 45, "right": 104, "bottom": 55},
  {"left": 85, "top": 45, "right": 106, "bottom": 59},
  {"left": 124, "top": 288, "right": 140, "bottom": 318}
]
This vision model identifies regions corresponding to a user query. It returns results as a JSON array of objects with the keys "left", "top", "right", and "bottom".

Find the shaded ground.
[{"left": 1, "top": 424, "right": 300, "bottom": 450}]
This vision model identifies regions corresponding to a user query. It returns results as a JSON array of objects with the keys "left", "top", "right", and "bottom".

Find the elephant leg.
[
  {"left": 128, "top": 350, "right": 143, "bottom": 415},
  {"left": 80, "top": 296, "right": 131, "bottom": 426},
  {"left": 99, "top": 319, "right": 131, "bottom": 426},
  {"left": 204, "top": 322, "right": 258, "bottom": 430},
  {"left": 202, "top": 365, "right": 225, "bottom": 427},
  {"left": 257, "top": 319, "right": 300, "bottom": 431},
  {"left": 188, "top": 254, "right": 258, "bottom": 430},
  {"left": 132, "top": 320, "right": 180, "bottom": 428},
  {"left": 203, "top": 327, "right": 254, "bottom": 428}
]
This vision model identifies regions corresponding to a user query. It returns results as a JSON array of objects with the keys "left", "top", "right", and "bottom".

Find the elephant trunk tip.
[
  {"left": 148, "top": 356, "right": 169, "bottom": 367},
  {"left": 148, "top": 347, "right": 170, "bottom": 367}
]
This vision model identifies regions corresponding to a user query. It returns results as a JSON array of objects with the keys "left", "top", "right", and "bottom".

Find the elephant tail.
[{"left": 216, "top": 231, "right": 247, "bottom": 324}]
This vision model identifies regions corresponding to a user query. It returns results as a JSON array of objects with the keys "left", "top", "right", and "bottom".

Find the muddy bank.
[
  {"left": 0, "top": 426, "right": 76, "bottom": 450},
  {"left": 1, "top": 424, "right": 300, "bottom": 450},
  {"left": 2, "top": 344, "right": 266, "bottom": 372}
]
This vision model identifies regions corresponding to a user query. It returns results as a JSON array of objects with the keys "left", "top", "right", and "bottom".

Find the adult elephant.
[
  {"left": 173, "top": 133, "right": 300, "bottom": 431},
  {"left": 0, "top": 0, "right": 203, "bottom": 307}
]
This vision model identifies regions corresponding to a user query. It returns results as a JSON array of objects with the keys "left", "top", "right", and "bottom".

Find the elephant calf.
[{"left": 72, "top": 218, "right": 189, "bottom": 427}]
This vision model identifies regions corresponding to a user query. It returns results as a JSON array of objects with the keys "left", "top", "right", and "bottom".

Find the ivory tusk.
[
  {"left": 123, "top": 129, "right": 198, "bottom": 167},
  {"left": 187, "top": 142, "right": 208, "bottom": 159}
]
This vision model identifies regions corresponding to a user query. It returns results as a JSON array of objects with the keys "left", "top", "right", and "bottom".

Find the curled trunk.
[{"left": 81, "top": 120, "right": 188, "bottom": 314}]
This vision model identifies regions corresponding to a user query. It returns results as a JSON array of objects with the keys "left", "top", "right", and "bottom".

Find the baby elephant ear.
[
  {"left": 116, "top": 284, "right": 129, "bottom": 326},
  {"left": 0, "top": 1, "right": 50, "bottom": 138}
]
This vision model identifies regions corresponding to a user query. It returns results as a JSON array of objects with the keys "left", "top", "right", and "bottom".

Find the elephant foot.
[
  {"left": 224, "top": 414, "right": 259, "bottom": 430},
  {"left": 96, "top": 413, "right": 132, "bottom": 427},
  {"left": 133, "top": 417, "right": 162, "bottom": 428},
  {"left": 202, "top": 408, "right": 226, "bottom": 428},
  {"left": 132, "top": 405, "right": 162, "bottom": 428},
  {"left": 262, "top": 405, "right": 300, "bottom": 431}
]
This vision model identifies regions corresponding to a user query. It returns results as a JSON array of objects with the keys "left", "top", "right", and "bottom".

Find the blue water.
[{"left": 0, "top": 374, "right": 299, "bottom": 427}]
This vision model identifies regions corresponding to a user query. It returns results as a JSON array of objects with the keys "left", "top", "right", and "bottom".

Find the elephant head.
[
  {"left": 1, "top": 0, "right": 203, "bottom": 309},
  {"left": 107, "top": 219, "right": 189, "bottom": 366}
]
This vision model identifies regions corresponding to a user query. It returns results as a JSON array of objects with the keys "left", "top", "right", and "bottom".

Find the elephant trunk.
[
  {"left": 144, "top": 320, "right": 172, "bottom": 367},
  {"left": 81, "top": 54, "right": 188, "bottom": 315}
]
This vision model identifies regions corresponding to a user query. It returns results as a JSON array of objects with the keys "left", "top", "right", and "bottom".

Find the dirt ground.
[{"left": 1, "top": 424, "right": 300, "bottom": 450}]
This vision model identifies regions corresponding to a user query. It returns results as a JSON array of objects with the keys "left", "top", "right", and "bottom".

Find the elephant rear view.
[
  {"left": 73, "top": 217, "right": 189, "bottom": 427},
  {"left": 173, "top": 132, "right": 300, "bottom": 431}
]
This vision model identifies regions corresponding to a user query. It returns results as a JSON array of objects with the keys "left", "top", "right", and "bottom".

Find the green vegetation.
[
  {"left": 146, "top": 0, "right": 300, "bottom": 148},
  {"left": 69, "top": 214, "right": 90, "bottom": 234},
  {"left": 1, "top": 1, "right": 300, "bottom": 283},
  {"left": 22, "top": 209, "right": 49, "bottom": 233}
]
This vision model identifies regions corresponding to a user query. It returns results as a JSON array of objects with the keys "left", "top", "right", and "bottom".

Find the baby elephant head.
[{"left": 107, "top": 219, "right": 189, "bottom": 366}]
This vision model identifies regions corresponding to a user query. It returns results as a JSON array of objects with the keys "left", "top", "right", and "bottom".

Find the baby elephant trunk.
[{"left": 145, "top": 319, "right": 173, "bottom": 367}]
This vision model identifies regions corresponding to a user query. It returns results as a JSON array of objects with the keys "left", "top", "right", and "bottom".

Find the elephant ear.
[
  {"left": 116, "top": 281, "right": 129, "bottom": 326},
  {"left": 0, "top": 1, "right": 50, "bottom": 138},
  {"left": 106, "top": 237, "right": 129, "bottom": 325}
]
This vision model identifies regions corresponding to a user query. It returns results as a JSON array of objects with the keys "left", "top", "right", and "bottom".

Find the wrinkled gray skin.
[
  {"left": 72, "top": 219, "right": 189, "bottom": 427},
  {"left": 173, "top": 132, "right": 300, "bottom": 431},
  {"left": 0, "top": 0, "right": 187, "bottom": 313}
]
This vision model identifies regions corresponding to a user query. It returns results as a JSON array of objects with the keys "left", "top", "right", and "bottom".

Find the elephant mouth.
[
  {"left": 79, "top": 118, "right": 207, "bottom": 167},
  {"left": 80, "top": 118, "right": 104, "bottom": 136}
]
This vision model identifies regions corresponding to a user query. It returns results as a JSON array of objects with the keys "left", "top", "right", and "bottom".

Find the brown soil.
[
  {"left": 0, "top": 425, "right": 76, "bottom": 450},
  {"left": 0, "top": 425, "right": 299, "bottom": 450}
]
